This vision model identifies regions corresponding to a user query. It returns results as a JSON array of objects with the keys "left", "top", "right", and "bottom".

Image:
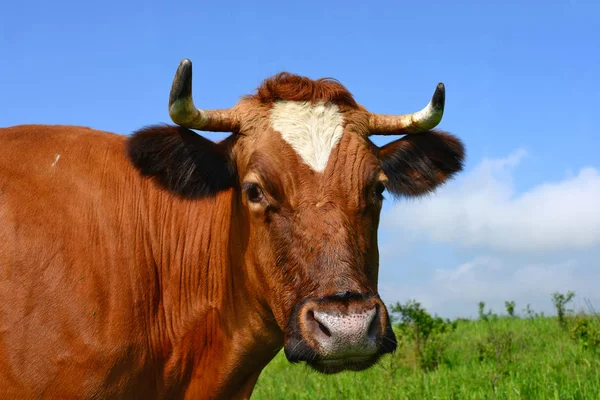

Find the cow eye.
[
  {"left": 375, "top": 182, "right": 386, "bottom": 200},
  {"left": 244, "top": 183, "right": 265, "bottom": 204}
]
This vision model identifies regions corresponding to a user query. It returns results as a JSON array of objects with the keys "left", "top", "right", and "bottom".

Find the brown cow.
[{"left": 0, "top": 59, "right": 464, "bottom": 399}]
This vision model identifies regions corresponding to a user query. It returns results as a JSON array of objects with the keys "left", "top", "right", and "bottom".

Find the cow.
[{"left": 0, "top": 59, "right": 464, "bottom": 399}]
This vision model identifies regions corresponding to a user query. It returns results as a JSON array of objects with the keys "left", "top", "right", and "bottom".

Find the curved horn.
[
  {"left": 168, "top": 59, "right": 240, "bottom": 132},
  {"left": 368, "top": 83, "right": 445, "bottom": 135}
]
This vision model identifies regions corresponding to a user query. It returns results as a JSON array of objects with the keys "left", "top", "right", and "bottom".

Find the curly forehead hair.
[{"left": 245, "top": 72, "right": 360, "bottom": 109}]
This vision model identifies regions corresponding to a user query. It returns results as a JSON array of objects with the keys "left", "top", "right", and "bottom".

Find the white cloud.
[
  {"left": 380, "top": 256, "right": 600, "bottom": 319},
  {"left": 377, "top": 150, "right": 600, "bottom": 318},
  {"left": 383, "top": 149, "right": 600, "bottom": 253}
]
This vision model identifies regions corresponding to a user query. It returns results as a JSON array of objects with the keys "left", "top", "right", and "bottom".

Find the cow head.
[{"left": 128, "top": 60, "right": 464, "bottom": 374}]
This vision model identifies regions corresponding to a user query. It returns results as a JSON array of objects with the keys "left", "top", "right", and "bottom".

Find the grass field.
[{"left": 252, "top": 301, "right": 600, "bottom": 399}]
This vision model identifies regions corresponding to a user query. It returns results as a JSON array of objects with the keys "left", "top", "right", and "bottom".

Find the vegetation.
[
  {"left": 253, "top": 292, "right": 600, "bottom": 399},
  {"left": 552, "top": 290, "right": 575, "bottom": 328},
  {"left": 505, "top": 301, "right": 516, "bottom": 318}
]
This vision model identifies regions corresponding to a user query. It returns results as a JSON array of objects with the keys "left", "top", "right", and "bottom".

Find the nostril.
[
  {"left": 367, "top": 304, "right": 380, "bottom": 339},
  {"left": 317, "top": 320, "right": 332, "bottom": 337},
  {"left": 307, "top": 310, "right": 332, "bottom": 338}
]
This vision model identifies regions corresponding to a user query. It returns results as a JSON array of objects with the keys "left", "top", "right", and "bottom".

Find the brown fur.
[
  {"left": 0, "top": 72, "right": 464, "bottom": 399},
  {"left": 246, "top": 72, "right": 360, "bottom": 109}
]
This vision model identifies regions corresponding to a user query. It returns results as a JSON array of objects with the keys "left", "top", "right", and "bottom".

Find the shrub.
[
  {"left": 476, "top": 304, "right": 517, "bottom": 386},
  {"left": 478, "top": 301, "right": 496, "bottom": 321},
  {"left": 523, "top": 304, "right": 537, "bottom": 319},
  {"left": 505, "top": 301, "right": 516, "bottom": 317},
  {"left": 390, "top": 300, "right": 456, "bottom": 371},
  {"left": 478, "top": 301, "right": 486, "bottom": 320},
  {"left": 570, "top": 316, "right": 600, "bottom": 352},
  {"left": 552, "top": 291, "right": 575, "bottom": 328},
  {"left": 476, "top": 330, "right": 515, "bottom": 369}
]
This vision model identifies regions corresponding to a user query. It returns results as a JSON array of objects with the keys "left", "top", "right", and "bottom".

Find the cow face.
[
  {"left": 127, "top": 60, "right": 464, "bottom": 374},
  {"left": 233, "top": 106, "right": 395, "bottom": 372}
]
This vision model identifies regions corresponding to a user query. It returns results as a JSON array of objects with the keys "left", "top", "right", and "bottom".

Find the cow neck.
[{"left": 146, "top": 186, "right": 282, "bottom": 397}]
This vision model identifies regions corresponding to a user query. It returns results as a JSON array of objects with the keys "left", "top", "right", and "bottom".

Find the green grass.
[{"left": 252, "top": 316, "right": 600, "bottom": 399}]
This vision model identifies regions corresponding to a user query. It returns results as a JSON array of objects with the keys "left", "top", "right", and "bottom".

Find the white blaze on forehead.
[{"left": 269, "top": 101, "right": 344, "bottom": 172}]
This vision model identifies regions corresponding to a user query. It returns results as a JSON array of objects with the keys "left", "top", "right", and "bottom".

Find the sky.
[{"left": 2, "top": 0, "right": 599, "bottom": 318}]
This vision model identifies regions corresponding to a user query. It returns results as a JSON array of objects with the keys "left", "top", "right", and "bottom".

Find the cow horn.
[
  {"left": 368, "top": 83, "right": 445, "bottom": 135},
  {"left": 168, "top": 59, "right": 240, "bottom": 132}
]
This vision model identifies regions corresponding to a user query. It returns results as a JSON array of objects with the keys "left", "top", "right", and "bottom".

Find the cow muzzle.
[{"left": 284, "top": 292, "right": 397, "bottom": 374}]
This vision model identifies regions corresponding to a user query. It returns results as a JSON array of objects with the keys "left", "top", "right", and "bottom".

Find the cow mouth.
[{"left": 306, "top": 354, "right": 381, "bottom": 374}]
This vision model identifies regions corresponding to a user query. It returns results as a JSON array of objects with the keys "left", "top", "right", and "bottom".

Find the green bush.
[
  {"left": 476, "top": 331, "right": 514, "bottom": 368},
  {"left": 478, "top": 301, "right": 496, "bottom": 321},
  {"left": 523, "top": 303, "right": 537, "bottom": 319},
  {"left": 552, "top": 290, "right": 575, "bottom": 328},
  {"left": 390, "top": 299, "right": 456, "bottom": 371},
  {"left": 570, "top": 316, "right": 600, "bottom": 352},
  {"left": 505, "top": 300, "right": 516, "bottom": 317}
]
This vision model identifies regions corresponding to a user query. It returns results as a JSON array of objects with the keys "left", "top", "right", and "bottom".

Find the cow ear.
[
  {"left": 127, "top": 124, "right": 236, "bottom": 198},
  {"left": 378, "top": 130, "right": 465, "bottom": 197}
]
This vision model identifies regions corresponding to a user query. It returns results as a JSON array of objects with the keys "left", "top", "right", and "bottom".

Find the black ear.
[
  {"left": 126, "top": 124, "right": 235, "bottom": 198},
  {"left": 378, "top": 130, "right": 465, "bottom": 197}
]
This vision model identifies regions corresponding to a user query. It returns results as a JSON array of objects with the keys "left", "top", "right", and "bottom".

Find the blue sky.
[{"left": 2, "top": 1, "right": 599, "bottom": 318}]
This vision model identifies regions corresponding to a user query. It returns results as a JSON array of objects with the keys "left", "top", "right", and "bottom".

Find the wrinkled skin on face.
[
  {"left": 235, "top": 112, "right": 383, "bottom": 306},
  {"left": 236, "top": 122, "right": 392, "bottom": 371},
  {"left": 228, "top": 98, "right": 461, "bottom": 372},
  {"left": 129, "top": 71, "right": 465, "bottom": 377}
]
